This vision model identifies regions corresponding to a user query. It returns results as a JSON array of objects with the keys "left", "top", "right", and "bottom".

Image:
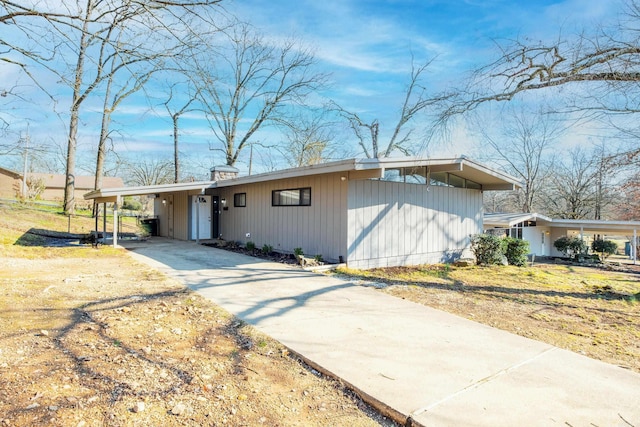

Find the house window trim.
[
  {"left": 234, "top": 192, "right": 246, "bottom": 207},
  {"left": 272, "top": 187, "right": 312, "bottom": 207}
]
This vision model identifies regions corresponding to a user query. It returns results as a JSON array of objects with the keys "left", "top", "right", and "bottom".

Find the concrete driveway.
[{"left": 123, "top": 238, "right": 640, "bottom": 427}]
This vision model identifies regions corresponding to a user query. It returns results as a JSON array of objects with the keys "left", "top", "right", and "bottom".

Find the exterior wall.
[
  {"left": 154, "top": 191, "right": 191, "bottom": 240},
  {"left": 522, "top": 226, "right": 552, "bottom": 256},
  {"left": 346, "top": 180, "right": 482, "bottom": 269},
  {"left": 216, "top": 172, "right": 348, "bottom": 262},
  {"left": 0, "top": 172, "right": 19, "bottom": 198}
]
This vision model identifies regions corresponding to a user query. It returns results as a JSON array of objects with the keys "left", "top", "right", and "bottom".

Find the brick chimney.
[{"left": 210, "top": 165, "right": 239, "bottom": 181}]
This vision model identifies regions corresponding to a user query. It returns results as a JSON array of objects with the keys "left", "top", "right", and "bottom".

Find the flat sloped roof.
[
  {"left": 484, "top": 212, "right": 553, "bottom": 228},
  {"left": 84, "top": 157, "right": 523, "bottom": 202},
  {"left": 484, "top": 213, "right": 640, "bottom": 236}
]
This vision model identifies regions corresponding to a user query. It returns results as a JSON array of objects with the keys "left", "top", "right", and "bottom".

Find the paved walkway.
[{"left": 123, "top": 238, "right": 640, "bottom": 427}]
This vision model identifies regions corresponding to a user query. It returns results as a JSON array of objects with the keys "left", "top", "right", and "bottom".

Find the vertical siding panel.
[{"left": 350, "top": 180, "right": 358, "bottom": 263}]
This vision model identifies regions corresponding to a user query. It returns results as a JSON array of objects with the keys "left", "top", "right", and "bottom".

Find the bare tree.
[
  {"left": 439, "top": 0, "right": 640, "bottom": 123},
  {"left": 123, "top": 156, "right": 173, "bottom": 187},
  {"left": 163, "top": 81, "right": 200, "bottom": 183},
  {"left": 542, "top": 147, "right": 600, "bottom": 219},
  {"left": 615, "top": 173, "right": 640, "bottom": 220},
  {"left": 193, "top": 21, "right": 327, "bottom": 167},
  {"left": 333, "top": 57, "right": 447, "bottom": 158},
  {"left": 0, "top": 0, "right": 223, "bottom": 214},
  {"left": 278, "top": 111, "right": 336, "bottom": 167},
  {"left": 472, "top": 105, "right": 565, "bottom": 213}
]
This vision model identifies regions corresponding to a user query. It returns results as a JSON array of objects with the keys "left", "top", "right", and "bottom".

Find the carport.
[
  {"left": 84, "top": 181, "right": 215, "bottom": 247},
  {"left": 484, "top": 213, "right": 640, "bottom": 262}
]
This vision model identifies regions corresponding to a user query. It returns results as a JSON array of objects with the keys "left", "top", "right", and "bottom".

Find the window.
[
  {"left": 381, "top": 167, "right": 428, "bottom": 184},
  {"left": 234, "top": 193, "right": 246, "bottom": 207},
  {"left": 272, "top": 187, "right": 311, "bottom": 206}
]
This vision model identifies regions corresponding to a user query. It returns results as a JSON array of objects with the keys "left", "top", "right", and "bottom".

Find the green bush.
[
  {"left": 502, "top": 237, "right": 530, "bottom": 266},
  {"left": 591, "top": 239, "right": 618, "bottom": 259},
  {"left": 245, "top": 241, "right": 255, "bottom": 251},
  {"left": 470, "top": 234, "right": 504, "bottom": 265},
  {"left": 293, "top": 247, "right": 304, "bottom": 256},
  {"left": 122, "top": 197, "right": 142, "bottom": 211},
  {"left": 553, "top": 236, "right": 588, "bottom": 257},
  {"left": 262, "top": 244, "right": 273, "bottom": 254}
]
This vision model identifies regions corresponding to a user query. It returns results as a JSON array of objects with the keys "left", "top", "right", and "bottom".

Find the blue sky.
[{"left": 0, "top": 0, "right": 622, "bottom": 178}]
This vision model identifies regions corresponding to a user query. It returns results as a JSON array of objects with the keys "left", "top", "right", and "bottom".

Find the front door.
[
  {"left": 212, "top": 196, "right": 220, "bottom": 239},
  {"left": 167, "top": 194, "right": 174, "bottom": 239},
  {"left": 191, "top": 195, "right": 212, "bottom": 240}
]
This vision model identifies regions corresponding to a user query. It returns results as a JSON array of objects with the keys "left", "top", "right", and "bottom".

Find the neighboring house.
[
  {"left": 0, "top": 166, "right": 124, "bottom": 206},
  {"left": 484, "top": 212, "right": 640, "bottom": 258},
  {"left": 0, "top": 166, "right": 22, "bottom": 199},
  {"left": 86, "top": 157, "right": 520, "bottom": 269}
]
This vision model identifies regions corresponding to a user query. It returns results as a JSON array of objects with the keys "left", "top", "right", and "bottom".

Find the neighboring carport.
[
  {"left": 484, "top": 213, "right": 640, "bottom": 262},
  {"left": 84, "top": 181, "right": 215, "bottom": 247},
  {"left": 552, "top": 218, "right": 640, "bottom": 262}
]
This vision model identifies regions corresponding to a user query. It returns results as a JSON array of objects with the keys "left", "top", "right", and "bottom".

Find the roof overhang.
[
  {"left": 551, "top": 219, "right": 640, "bottom": 235},
  {"left": 83, "top": 157, "right": 522, "bottom": 202},
  {"left": 484, "top": 212, "right": 554, "bottom": 228},
  {"left": 213, "top": 157, "right": 522, "bottom": 191},
  {"left": 84, "top": 181, "right": 214, "bottom": 203},
  {"left": 484, "top": 213, "right": 640, "bottom": 236}
]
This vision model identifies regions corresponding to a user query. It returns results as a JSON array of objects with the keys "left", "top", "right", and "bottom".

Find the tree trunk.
[
  {"left": 63, "top": 0, "right": 92, "bottom": 215},
  {"left": 173, "top": 115, "right": 179, "bottom": 183}
]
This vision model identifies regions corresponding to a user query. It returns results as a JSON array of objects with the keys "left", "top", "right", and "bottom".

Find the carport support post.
[
  {"left": 195, "top": 194, "right": 200, "bottom": 245},
  {"left": 634, "top": 229, "right": 637, "bottom": 265},
  {"left": 103, "top": 202, "right": 107, "bottom": 239},
  {"left": 94, "top": 203, "right": 99, "bottom": 242},
  {"left": 112, "top": 195, "right": 120, "bottom": 247}
]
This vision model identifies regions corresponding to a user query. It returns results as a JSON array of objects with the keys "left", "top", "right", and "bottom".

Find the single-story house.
[
  {"left": 0, "top": 166, "right": 123, "bottom": 205},
  {"left": 484, "top": 212, "right": 640, "bottom": 258},
  {"left": 0, "top": 166, "right": 22, "bottom": 199},
  {"left": 85, "top": 157, "right": 521, "bottom": 269}
]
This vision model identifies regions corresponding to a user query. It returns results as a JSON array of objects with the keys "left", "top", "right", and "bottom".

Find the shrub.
[
  {"left": 591, "top": 239, "right": 618, "bottom": 259},
  {"left": 470, "top": 234, "right": 503, "bottom": 265},
  {"left": 314, "top": 254, "right": 324, "bottom": 263},
  {"left": 293, "top": 247, "right": 304, "bottom": 256},
  {"left": 122, "top": 197, "right": 142, "bottom": 211},
  {"left": 553, "top": 236, "right": 588, "bottom": 257},
  {"left": 502, "top": 237, "right": 530, "bottom": 267},
  {"left": 245, "top": 241, "right": 255, "bottom": 251},
  {"left": 262, "top": 244, "right": 273, "bottom": 254}
]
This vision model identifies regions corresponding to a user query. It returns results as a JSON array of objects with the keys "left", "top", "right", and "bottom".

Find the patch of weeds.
[
  {"left": 262, "top": 244, "right": 273, "bottom": 254},
  {"left": 245, "top": 241, "right": 255, "bottom": 251},
  {"left": 626, "top": 293, "right": 639, "bottom": 305},
  {"left": 113, "top": 340, "right": 121, "bottom": 347}
]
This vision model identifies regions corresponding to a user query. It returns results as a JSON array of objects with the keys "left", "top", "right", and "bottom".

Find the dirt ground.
[{"left": 0, "top": 204, "right": 394, "bottom": 427}]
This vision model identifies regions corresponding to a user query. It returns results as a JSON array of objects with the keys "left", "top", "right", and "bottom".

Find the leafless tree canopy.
[
  {"left": 1, "top": 0, "right": 223, "bottom": 214},
  {"left": 278, "top": 111, "right": 336, "bottom": 168},
  {"left": 193, "top": 21, "right": 327, "bottom": 167},
  {"left": 472, "top": 106, "right": 565, "bottom": 213},
  {"left": 334, "top": 56, "right": 449, "bottom": 158},
  {"left": 439, "top": 0, "right": 640, "bottom": 123}
]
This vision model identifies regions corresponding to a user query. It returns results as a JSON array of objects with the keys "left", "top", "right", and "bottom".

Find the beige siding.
[
  {"left": 154, "top": 191, "right": 192, "bottom": 240},
  {"left": 216, "top": 173, "right": 348, "bottom": 262},
  {"left": 347, "top": 180, "right": 482, "bottom": 269},
  {"left": 0, "top": 173, "right": 19, "bottom": 198}
]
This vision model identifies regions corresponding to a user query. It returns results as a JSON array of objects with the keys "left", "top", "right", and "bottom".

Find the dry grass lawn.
[{"left": 0, "top": 203, "right": 390, "bottom": 426}]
